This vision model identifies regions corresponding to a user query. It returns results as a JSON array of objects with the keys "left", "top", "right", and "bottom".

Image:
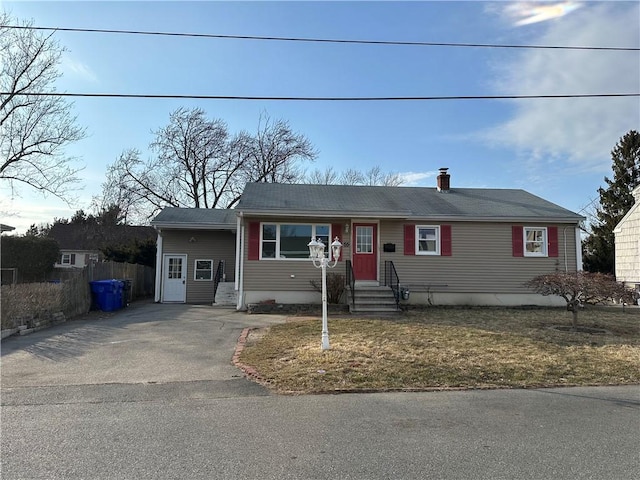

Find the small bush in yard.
[
  {"left": 525, "top": 272, "right": 635, "bottom": 329},
  {"left": 310, "top": 273, "right": 346, "bottom": 304}
]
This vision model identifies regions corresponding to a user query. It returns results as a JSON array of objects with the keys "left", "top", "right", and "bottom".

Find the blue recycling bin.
[{"left": 90, "top": 280, "right": 124, "bottom": 312}]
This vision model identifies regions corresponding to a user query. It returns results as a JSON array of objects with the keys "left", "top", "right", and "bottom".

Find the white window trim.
[
  {"left": 354, "top": 225, "right": 374, "bottom": 254},
  {"left": 61, "top": 253, "right": 72, "bottom": 265},
  {"left": 415, "top": 225, "right": 441, "bottom": 256},
  {"left": 523, "top": 227, "right": 548, "bottom": 257},
  {"left": 194, "top": 259, "right": 214, "bottom": 281},
  {"left": 260, "top": 223, "right": 331, "bottom": 260}
]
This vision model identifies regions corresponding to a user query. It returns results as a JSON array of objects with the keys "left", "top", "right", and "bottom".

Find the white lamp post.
[{"left": 308, "top": 236, "right": 342, "bottom": 350}]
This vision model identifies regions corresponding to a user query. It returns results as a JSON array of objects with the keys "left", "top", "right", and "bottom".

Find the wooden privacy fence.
[
  {"left": 85, "top": 261, "right": 155, "bottom": 300},
  {"left": 1, "top": 262, "right": 155, "bottom": 330}
]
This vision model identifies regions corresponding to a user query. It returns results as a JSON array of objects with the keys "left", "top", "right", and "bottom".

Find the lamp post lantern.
[{"left": 308, "top": 236, "right": 342, "bottom": 350}]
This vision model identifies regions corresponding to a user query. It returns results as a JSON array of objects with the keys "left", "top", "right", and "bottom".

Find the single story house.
[
  {"left": 614, "top": 185, "right": 640, "bottom": 291},
  {"left": 152, "top": 169, "right": 585, "bottom": 310}
]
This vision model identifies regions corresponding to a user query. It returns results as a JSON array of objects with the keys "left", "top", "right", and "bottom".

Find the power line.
[
  {"left": 2, "top": 92, "right": 638, "bottom": 101},
  {"left": 2, "top": 24, "right": 638, "bottom": 52}
]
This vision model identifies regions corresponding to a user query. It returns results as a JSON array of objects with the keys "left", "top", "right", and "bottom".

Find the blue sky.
[{"left": 1, "top": 1, "right": 639, "bottom": 233}]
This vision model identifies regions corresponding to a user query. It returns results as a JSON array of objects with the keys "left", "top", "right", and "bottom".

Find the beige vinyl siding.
[
  {"left": 242, "top": 217, "right": 579, "bottom": 295},
  {"left": 162, "top": 230, "right": 236, "bottom": 303},
  {"left": 615, "top": 206, "right": 640, "bottom": 285},
  {"left": 242, "top": 217, "right": 351, "bottom": 291},
  {"left": 380, "top": 221, "right": 579, "bottom": 294}
]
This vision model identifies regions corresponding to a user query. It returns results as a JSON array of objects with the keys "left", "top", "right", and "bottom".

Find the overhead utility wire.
[
  {"left": 3, "top": 92, "right": 638, "bottom": 101},
  {"left": 2, "top": 25, "right": 638, "bottom": 51}
]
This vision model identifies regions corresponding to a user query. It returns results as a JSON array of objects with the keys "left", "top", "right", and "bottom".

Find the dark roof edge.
[
  {"left": 237, "top": 209, "right": 413, "bottom": 218},
  {"left": 152, "top": 222, "right": 236, "bottom": 230},
  {"left": 238, "top": 210, "right": 584, "bottom": 223}
]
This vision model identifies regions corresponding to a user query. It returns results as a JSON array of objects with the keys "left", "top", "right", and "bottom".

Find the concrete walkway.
[{"left": 1, "top": 301, "right": 289, "bottom": 403}]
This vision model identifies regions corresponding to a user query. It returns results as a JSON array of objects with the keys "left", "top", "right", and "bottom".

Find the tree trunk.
[{"left": 570, "top": 305, "right": 579, "bottom": 330}]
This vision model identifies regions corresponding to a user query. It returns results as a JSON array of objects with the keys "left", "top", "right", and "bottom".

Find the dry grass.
[{"left": 238, "top": 307, "right": 640, "bottom": 394}]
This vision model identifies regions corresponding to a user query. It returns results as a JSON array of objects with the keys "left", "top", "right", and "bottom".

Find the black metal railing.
[
  {"left": 212, "top": 260, "right": 225, "bottom": 303},
  {"left": 384, "top": 260, "right": 400, "bottom": 309},
  {"left": 345, "top": 260, "right": 355, "bottom": 307}
]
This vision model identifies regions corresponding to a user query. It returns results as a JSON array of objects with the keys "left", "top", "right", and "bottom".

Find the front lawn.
[{"left": 237, "top": 307, "right": 640, "bottom": 394}]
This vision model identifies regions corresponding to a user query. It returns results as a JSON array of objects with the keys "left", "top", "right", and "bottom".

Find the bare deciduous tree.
[
  {"left": 0, "top": 14, "right": 85, "bottom": 201},
  {"left": 99, "top": 108, "right": 316, "bottom": 220},
  {"left": 306, "top": 165, "right": 404, "bottom": 186},
  {"left": 239, "top": 113, "right": 317, "bottom": 185},
  {"left": 306, "top": 166, "right": 340, "bottom": 185},
  {"left": 92, "top": 149, "right": 148, "bottom": 224},
  {"left": 525, "top": 271, "right": 634, "bottom": 328}
]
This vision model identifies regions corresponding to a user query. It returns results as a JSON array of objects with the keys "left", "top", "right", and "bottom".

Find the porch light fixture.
[{"left": 307, "top": 236, "right": 342, "bottom": 350}]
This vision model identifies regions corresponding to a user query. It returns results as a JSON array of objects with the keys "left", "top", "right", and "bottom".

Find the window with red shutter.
[
  {"left": 404, "top": 225, "right": 415, "bottom": 255},
  {"left": 512, "top": 226, "right": 524, "bottom": 257},
  {"left": 248, "top": 222, "right": 260, "bottom": 260},
  {"left": 441, "top": 225, "right": 452, "bottom": 256},
  {"left": 548, "top": 226, "right": 559, "bottom": 257}
]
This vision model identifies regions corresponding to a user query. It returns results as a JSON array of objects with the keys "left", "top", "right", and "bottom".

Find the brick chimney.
[{"left": 437, "top": 168, "right": 450, "bottom": 192}]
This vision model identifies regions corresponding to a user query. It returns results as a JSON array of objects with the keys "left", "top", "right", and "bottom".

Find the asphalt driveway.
[{"left": 1, "top": 301, "right": 289, "bottom": 404}]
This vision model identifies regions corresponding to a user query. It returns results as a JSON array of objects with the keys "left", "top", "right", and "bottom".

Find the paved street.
[{"left": 2, "top": 303, "right": 639, "bottom": 479}]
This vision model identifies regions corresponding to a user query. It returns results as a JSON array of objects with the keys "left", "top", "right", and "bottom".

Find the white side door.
[{"left": 162, "top": 254, "right": 187, "bottom": 303}]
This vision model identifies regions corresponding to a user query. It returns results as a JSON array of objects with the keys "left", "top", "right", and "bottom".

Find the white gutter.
[
  {"left": 239, "top": 210, "right": 585, "bottom": 224},
  {"left": 154, "top": 229, "right": 163, "bottom": 302}
]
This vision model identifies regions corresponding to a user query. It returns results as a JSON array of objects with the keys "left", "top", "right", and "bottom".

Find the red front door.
[{"left": 352, "top": 223, "right": 377, "bottom": 281}]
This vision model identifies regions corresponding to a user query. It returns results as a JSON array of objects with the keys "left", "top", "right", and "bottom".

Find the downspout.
[
  {"left": 154, "top": 228, "right": 163, "bottom": 302},
  {"left": 235, "top": 212, "right": 241, "bottom": 291},
  {"left": 563, "top": 226, "right": 569, "bottom": 272},
  {"left": 236, "top": 212, "right": 245, "bottom": 311},
  {"left": 575, "top": 226, "right": 583, "bottom": 271}
]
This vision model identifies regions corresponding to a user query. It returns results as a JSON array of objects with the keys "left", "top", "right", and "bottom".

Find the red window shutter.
[
  {"left": 70, "top": 253, "right": 76, "bottom": 264},
  {"left": 331, "top": 223, "right": 343, "bottom": 261},
  {"left": 441, "top": 225, "right": 452, "bottom": 256},
  {"left": 548, "top": 226, "right": 559, "bottom": 257},
  {"left": 512, "top": 226, "right": 524, "bottom": 257},
  {"left": 248, "top": 222, "right": 260, "bottom": 260},
  {"left": 404, "top": 225, "right": 415, "bottom": 255}
]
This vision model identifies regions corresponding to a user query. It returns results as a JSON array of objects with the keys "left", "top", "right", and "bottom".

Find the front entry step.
[
  {"left": 349, "top": 285, "right": 399, "bottom": 314},
  {"left": 213, "top": 282, "right": 237, "bottom": 307}
]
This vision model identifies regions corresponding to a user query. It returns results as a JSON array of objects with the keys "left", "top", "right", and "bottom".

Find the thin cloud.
[
  {"left": 504, "top": 2, "right": 583, "bottom": 26},
  {"left": 482, "top": 2, "right": 639, "bottom": 172},
  {"left": 398, "top": 171, "right": 437, "bottom": 186},
  {"left": 62, "top": 56, "right": 98, "bottom": 83}
]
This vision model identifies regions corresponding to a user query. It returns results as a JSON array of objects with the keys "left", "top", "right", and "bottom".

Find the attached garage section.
[{"left": 151, "top": 209, "right": 237, "bottom": 304}]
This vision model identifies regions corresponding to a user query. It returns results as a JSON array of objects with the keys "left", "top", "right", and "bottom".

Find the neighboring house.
[
  {"left": 152, "top": 169, "right": 585, "bottom": 310},
  {"left": 151, "top": 209, "right": 237, "bottom": 304},
  {"left": 48, "top": 223, "right": 156, "bottom": 268},
  {"left": 614, "top": 185, "right": 640, "bottom": 290}
]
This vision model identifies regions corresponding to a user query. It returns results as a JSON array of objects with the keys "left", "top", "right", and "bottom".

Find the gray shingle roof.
[
  {"left": 151, "top": 208, "right": 237, "bottom": 229},
  {"left": 237, "top": 183, "right": 584, "bottom": 222}
]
